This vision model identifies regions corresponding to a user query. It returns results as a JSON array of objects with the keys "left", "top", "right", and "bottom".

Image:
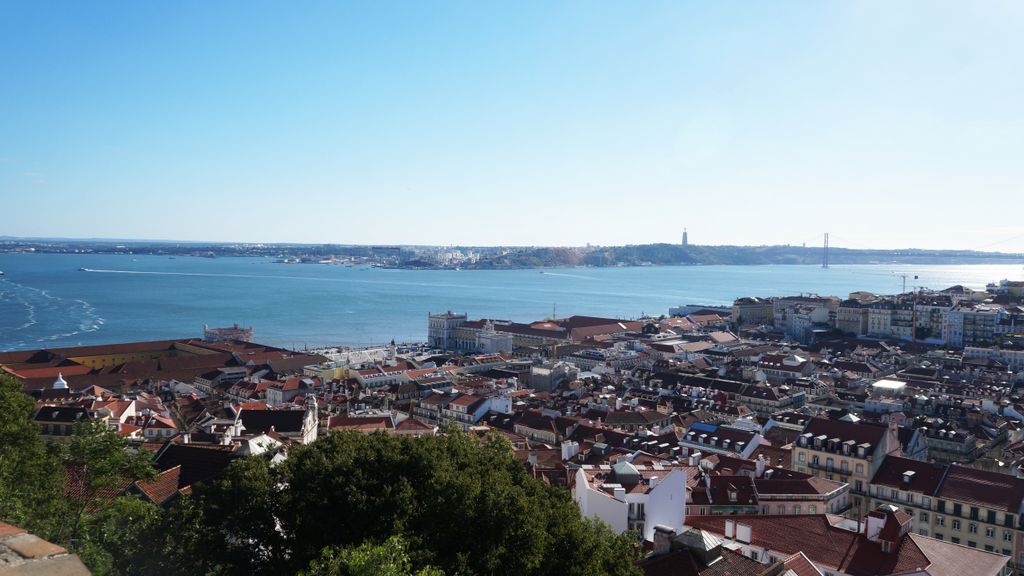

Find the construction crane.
[{"left": 895, "top": 273, "right": 919, "bottom": 294}]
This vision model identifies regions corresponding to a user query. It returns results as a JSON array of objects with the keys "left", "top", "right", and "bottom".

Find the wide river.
[{"left": 0, "top": 253, "right": 1021, "bottom": 351}]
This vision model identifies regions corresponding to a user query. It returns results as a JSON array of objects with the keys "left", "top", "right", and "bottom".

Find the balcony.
[{"left": 808, "top": 461, "right": 852, "bottom": 476}]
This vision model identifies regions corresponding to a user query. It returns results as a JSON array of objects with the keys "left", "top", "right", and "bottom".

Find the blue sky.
[{"left": 2, "top": 1, "right": 1022, "bottom": 250}]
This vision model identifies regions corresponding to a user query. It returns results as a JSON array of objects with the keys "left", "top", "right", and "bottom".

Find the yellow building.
[{"left": 792, "top": 416, "right": 901, "bottom": 519}]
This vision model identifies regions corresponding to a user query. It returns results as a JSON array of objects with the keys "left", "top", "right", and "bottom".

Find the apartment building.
[
  {"left": 869, "top": 455, "right": 1024, "bottom": 571},
  {"left": 792, "top": 417, "right": 902, "bottom": 518}
]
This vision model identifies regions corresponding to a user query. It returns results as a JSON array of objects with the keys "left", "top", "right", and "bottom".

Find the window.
[
  {"left": 953, "top": 503, "right": 963, "bottom": 517},
  {"left": 1005, "top": 513, "right": 1016, "bottom": 528},
  {"left": 1004, "top": 532, "right": 1013, "bottom": 542},
  {"left": 799, "top": 452, "right": 806, "bottom": 463},
  {"left": 920, "top": 512, "right": 929, "bottom": 523},
  {"left": 856, "top": 463, "right": 864, "bottom": 474},
  {"left": 794, "top": 505, "right": 802, "bottom": 514},
  {"left": 935, "top": 533, "right": 944, "bottom": 540},
  {"left": 988, "top": 510, "right": 997, "bottom": 524},
  {"left": 1003, "top": 549, "right": 1011, "bottom": 556},
  {"left": 986, "top": 527, "right": 994, "bottom": 538},
  {"left": 968, "top": 541, "right": 977, "bottom": 548},
  {"left": 985, "top": 545, "right": 994, "bottom": 552},
  {"left": 952, "top": 520, "right": 961, "bottom": 530},
  {"left": 952, "top": 537, "right": 960, "bottom": 544},
  {"left": 970, "top": 507, "right": 980, "bottom": 520},
  {"left": 937, "top": 516, "right": 945, "bottom": 527},
  {"left": 969, "top": 523, "right": 978, "bottom": 534},
  {"left": 938, "top": 500, "right": 946, "bottom": 513},
  {"left": 778, "top": 505, "right": 786, "bottom": 514},
  {"left": 810, "top": 505, "right": 817, "bottom": 514},
  {"left": 855, "top": 480, "right": 863, "bottom": 492},
  {"left": 923, "top": 497, "right": 931, "bottom": 508},
  {"left": 891, "top": 488, "right": 899, "bottom": 499}
]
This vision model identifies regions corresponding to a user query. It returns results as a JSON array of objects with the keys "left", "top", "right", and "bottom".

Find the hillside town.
[{"left": 2, "top": 277, "right": 1024, "bottom": 575}]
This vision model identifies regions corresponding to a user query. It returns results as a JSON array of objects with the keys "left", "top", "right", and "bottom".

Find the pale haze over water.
[{"left": 0, "top": 254, "right": 1021, "bottom": 351}]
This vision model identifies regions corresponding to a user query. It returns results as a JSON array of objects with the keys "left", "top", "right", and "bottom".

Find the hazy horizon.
[
  {"left": 3, "top": 1, "right": 1023, "bottom": 251},
  {"left": 3, "top": 234, "right": 1024, "bottom": 255}
]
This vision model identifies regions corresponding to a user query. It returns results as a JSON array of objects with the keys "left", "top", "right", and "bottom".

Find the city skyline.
[{"left": 2, "top": 1, "right": 1023, "bottom": 251}]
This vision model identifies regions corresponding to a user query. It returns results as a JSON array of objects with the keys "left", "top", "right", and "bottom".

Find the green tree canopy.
[
  {"left": 200, "top": 429, "right": 641, "bottom": 576},
  {"left": 302, "top": 536, "right": 444, "bottom": 576},
  {"left": 0, "top": 374, "right": 64, "bottom": 538}
]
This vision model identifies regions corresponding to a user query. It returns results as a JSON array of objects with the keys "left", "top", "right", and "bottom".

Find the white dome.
[{"left": 53, "top": 372, "right": 68, "bottom": 390}]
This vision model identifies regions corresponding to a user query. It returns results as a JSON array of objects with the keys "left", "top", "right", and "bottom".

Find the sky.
[{"left": 1, "top": 1, "right": 1022, "bottom": 251}]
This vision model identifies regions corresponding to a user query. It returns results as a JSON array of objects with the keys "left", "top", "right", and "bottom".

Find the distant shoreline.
[{"left": 1, "top": 239, "right": 1021, "bottom": 270}]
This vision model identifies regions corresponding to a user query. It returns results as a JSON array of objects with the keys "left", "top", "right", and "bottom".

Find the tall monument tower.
[{"left": 682, "top": 228, "right": 689, "bottom": 247}]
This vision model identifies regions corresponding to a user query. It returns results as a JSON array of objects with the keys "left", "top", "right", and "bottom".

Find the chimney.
[
  {"left": 653, "top": 525, "right": 675, "bottom": 556},
  {"left": 528, "top": 451, "right": 538, "bottom": 468},
  {"left": 649, "top": 476, "right": 659, "bottom": 489},
  {"left": 613, "top": 486, "right": 626, "bottom": 500},
  {"left": 182, "top": 433, "right": 191, "bottom": 444},
  {"left": 735, "top": 522, "right": 752, "bottom": 544}
]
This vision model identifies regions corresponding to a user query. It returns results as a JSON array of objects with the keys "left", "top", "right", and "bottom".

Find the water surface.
[{"left": 0, "top": 253, "right": 1021, "bottom": 350}]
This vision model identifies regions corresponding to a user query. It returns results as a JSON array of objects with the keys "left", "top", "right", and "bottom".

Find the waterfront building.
[
  {"left": 730, "top": 297, "right": 774, "bottom": 327},
  {"left": 427, "top": 311, "right": 468, "bottom": 349},
  {"left": 772, "top": 295, "right": 839, "bottom": 343},
  {"left": 203, "top": 323, "right": 254, "bottom": 343},
  {"left": 836, "top": 297, "right": 872, "bottom": 335}
]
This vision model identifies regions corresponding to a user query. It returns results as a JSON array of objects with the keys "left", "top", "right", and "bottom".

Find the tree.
[
  {"left": 268, "top": 429, "right": 642, "bottom": 576},
  {"left": 196, "top": 455, "right": 289, "bottom": 575},
  {"left": 77, "top": 496, "right": 163, "bottom": 576},
  {"left": 59, "top": 420, "right": 156, "bottom": 546},
  {"left": 302, "top": 536, "right": 444, "bottom": 576},
  {"left": 0, "top": 374, "right": 64, "bottom": 539}
]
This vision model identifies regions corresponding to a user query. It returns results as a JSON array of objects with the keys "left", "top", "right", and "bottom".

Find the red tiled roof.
[
  {"left": 685, "top": 514, "right": 929, "bottom": 576},
  {"left": 327, "top": 416, "right": 393, "bottom": 431},
  {"left": 802, "top": 416, "right": 887, "bottom": 446},
  {"left": 871, "top": 455, "right": 945, "bottom": 495},
  {"left": 134, "top": 465, "right": 182, "bottom": 505},
  {"left": 782, "top": 551, "right": 822, "bottom": 576},
  {"left": 395, "top": 418, "right": 434, "bottom": 431},
  {"left": 937, "top": 464, "right": 1024, "bottom": 512},
  {"left": 638, "top": 546, "right": 766, "bottom": 576}
]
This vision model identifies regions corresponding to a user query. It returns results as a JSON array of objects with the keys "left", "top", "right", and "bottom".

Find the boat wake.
[
  {"left": 0, "top": 278, "right": 105, "bottom": 349},
  {"left": 539, "top": 271, "right": 597, "bottom": 280}
]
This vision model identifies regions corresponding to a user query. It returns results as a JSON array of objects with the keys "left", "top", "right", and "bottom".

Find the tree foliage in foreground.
[
  {"left": 301, "top": 536, "right": 444, "bottom": 576},
  {"left": 1, "top": 371, "right": 639, "bottom": 576},
  {"left": 0, "top": 375, "right": 65, "bottom": 537},
  {"left": 197, "top": 429, "right": 641, "bottom": 576}
]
